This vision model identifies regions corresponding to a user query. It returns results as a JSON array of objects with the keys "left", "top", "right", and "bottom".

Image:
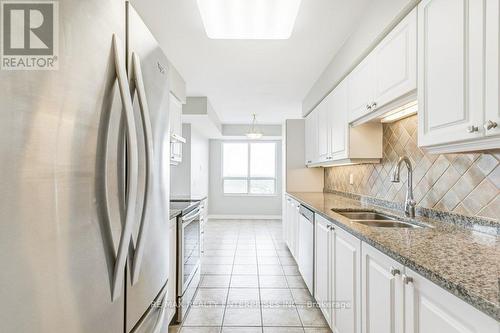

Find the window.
[{"left": 223, "top": 142, "right": 277, "bottom": 195}]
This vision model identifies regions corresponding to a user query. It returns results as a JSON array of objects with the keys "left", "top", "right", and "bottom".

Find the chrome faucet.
[{"left": 391, "top": 156, "right": 416, "bottom": 218}]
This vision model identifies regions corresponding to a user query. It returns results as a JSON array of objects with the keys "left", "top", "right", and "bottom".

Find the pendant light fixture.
[{"left": 246, "top": 113, "right": 263, "bottom": 139}]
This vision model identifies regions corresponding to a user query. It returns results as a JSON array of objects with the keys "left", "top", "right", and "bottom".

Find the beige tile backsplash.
[{"left": 324, "top": 115, "right": 500, "bottom": 221}]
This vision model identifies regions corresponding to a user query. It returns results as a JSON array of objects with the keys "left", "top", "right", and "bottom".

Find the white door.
[
  {"left": 315, "top": 215, "right": 332, "bottom": 326},
  {"left": 361, "top": 243, "right": 404, "bottom": 333},
  {"left": 418, "top": 0, "right": 485, "bottom": 146},
  {"left": 485, "top": 0, "right": 500, "bottom": 137},
  {"left": 373, "top": 8, "right": 417, "bottom": 109},
  {"left": 404, "top": 268, "right": 499, "bottom": 333},
  {"left": 330, "top": 80, "right": 348, "bottom": 159},
  {"left": 348, "top": 56, "right": 375, "bottom": 122},
  {"left": 333, "top": 227, "right": 361, "bottom": 333},
  {"left": 317, "top": 99, "right": 330, "bottom": 162}
]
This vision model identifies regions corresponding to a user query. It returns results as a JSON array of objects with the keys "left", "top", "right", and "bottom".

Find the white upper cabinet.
[
  {"left": 404, "top": 268, "right": 499, "bottom": 333},
  {"left": 418, "top": 0, "right": 500, "bottom": 152},
  {"left": 317, "top": 98, "right": 330, "bottom": 162},
  {"left": 306, "top": 80, "right": 383, "bottom": 167},
  {"left": 485, "top": 0, "right": 500, "bottom": 138},
  {"left": 373, "top": 8, "right": 417, "bottom": 111},
  {"left": 348, "top": 56, "right": 375, "bottom": 122},
  {"left": 305, "top": 109, "right": 319, "bottom": 165},
  {"left": 348, "top": 8, "right": 417, "bottom": 124}
]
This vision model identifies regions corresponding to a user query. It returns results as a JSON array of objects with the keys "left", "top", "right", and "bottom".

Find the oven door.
[{"left": 177, "top": 207, "right": 201, "bottom": 295}]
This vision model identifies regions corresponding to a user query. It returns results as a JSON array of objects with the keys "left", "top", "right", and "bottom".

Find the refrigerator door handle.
[
  {"left": 109, "top": 34, "right": 139, "bottom": 301},
  {"left": 130, "top": 281, "right": 169, "bottom": 333},
  {"left": 129, "top": 52, "right": 155, "bottom": 285}
]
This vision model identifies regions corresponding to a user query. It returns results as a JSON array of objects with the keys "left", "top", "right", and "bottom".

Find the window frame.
[{"left": 222, "top": 141, "right": 278, "bottom": 196}]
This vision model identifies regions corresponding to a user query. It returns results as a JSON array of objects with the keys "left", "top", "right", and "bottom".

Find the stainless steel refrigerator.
[{"left": 0, "top": 0, "right": 171, "bottom": 332}]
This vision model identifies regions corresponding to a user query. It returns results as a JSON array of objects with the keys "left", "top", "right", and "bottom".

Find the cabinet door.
[
  {"left": 305, "top": 112, "right": 314, "bottom": 165},
  {"left": 418, "top": 0, "right": 485, "bottom": 146},
  {"left": 373, "top": 8, "right": 417, "bottom": 109},
  {"left": 348, "top": 56, "right": 375, "bottom": 122},
  {"left": 317, "top": 99, "right": 330, "bottom": 162},
  {"left": 283, "top": 197, "right": 289, "bottom": 243},
  {"left": 330, "top": 80, "right": 348, "bottom": 159},
  {"left": 485, "top": 0, "right": 500, "bottom": 137},
  {"left": 314, "top": 215, "right": 332, "bottom": 326},
  {"left": 361, "top": 243, "right": 404, "bottom": 333},
  {"left": 333, "top": 227, "right": 361, "bottom": 333},
  {"left": 404, "top": 268, "right": 499, "bottom": 333}
]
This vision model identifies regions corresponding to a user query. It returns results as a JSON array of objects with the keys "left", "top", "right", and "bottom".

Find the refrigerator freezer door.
[
  {"left": 0, "top": 0, "right": 128, "bottom": 332},
  {"left": 126, "top": 3, "right": 171, "bottom": 331}
]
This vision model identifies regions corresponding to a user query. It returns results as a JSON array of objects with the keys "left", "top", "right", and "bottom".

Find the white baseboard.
[{"left": 208, "top": 214, "right": 282, "bottom": 220}]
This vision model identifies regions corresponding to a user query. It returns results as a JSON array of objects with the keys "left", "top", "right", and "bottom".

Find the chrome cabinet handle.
[
  {"left": 484, "top": 120, "right": 498, "bottom": 131},
  {"left": 467, "top": 125, "right": 479, "bottom": 133},
  {"left": 390, "top": 267, "right": 401, "bottom": 277},
  {"left": 371, "top": 102, "right": 377, "bottom": 109},
  {"left": 129, "top": 52, "right": 155, "bottom": 285},
  {"left": 110, "top": 34, "right": 139, "bottom": 301},
  {"left": 402, "top": 274, "right": 413, "bottom": 284},
  {"left": 366, "top": 104, "right": 372, "bottom": 110}
]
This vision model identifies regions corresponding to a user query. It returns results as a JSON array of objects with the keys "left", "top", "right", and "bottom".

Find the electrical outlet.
[{"left": 349, "top": 174, "right": 354, "bottom": 185}]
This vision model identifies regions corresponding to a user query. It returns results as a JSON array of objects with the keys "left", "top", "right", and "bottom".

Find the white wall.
[
  {"left": 302, "top": 0, "right": 418, "bottom": 115},
  {"left": 208, "top": 140, "right": 283, "bottom": 217},
  {"left": 190, "top": 126, "right": 209, "bottom": 197},
  {"left": 170, "top": 124, "right": 209, "bottom": 197}
]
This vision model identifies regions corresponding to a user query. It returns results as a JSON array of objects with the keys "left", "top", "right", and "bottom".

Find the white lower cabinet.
[
  {"left": 315, "top": 215, "right": 333, "bottom": 327},
  {"left": 404, "top": 268, "right": 499, "bottom": 333},
  {"left": 314, "top": 213, "right": 362, "bottom": 333},
  {"left": 284, "top": 196, "right": 300, "bottom": 259},
  {"left": 361, "top": 243, "right": 404, "bottom": 333},
  {"left": 333, "top": 225, "right": 362, "bottom": 333},
  {"left": 310, "top": 222, "right": 500, "bottom": 333}
]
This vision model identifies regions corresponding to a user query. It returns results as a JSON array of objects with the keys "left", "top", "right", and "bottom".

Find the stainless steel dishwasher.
[{"left": 298, "top": 205, "right": 314, "bottom": 295}]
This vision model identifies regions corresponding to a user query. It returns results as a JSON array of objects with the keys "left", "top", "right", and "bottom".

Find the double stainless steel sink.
[{"left": 334, "top": 210, "right": 424, "bottom": 228}]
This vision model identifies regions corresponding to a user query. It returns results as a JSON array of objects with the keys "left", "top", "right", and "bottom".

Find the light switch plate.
[{"left": 349, "top": 174, "right": 354, "bottom": 185}]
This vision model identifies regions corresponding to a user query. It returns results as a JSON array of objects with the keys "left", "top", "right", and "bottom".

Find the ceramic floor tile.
[
  {"left": 282, "top": 265, "right": 301, "bottom": 276},
  {"left": 297, "top": 306, "right": 329, "bottom": 327},
  {"left": 200, "top": 275, "right": 231, "bottom": 288},
  {"left": 263, "top": 328, "right": 304, "bottom": 333},
  {"left": 180, "top": 327, "right": 221, "bottom": 333},
  {"left": 193, "top": 288, "right": 228, "bottom": 305},
  {"left": 234, "top": 256, "right": 258, "bottom": 265},
  {"left": 258, "top": 257, "right": 281, "bottom": 265},
  {"left": 260, "top": 288, "right": 294, "bottom": 305},
  {"left": 303, "top": 328, "right": 332, "bottom": 333},
  {"left": 230, "top": 275, "right": 259, "bottom": 288},
  {"left": 222, "top": 327, "right": 262, "bottom": 333},
  {"left": 290, "top": 288, "right": 314, "bottom": 305},
  {"left": 202, "top": 256, "right": 234, "bottom": 265},
  {"left": 223, "top": 306, "right": 262, "bottom": 326},
  {"left": 227, "top": 288, "right": 260, "bottom": 306},
  {"left": 258, "top": 265, "right": 284, "bottom": 276},
  {"left": 262, "top": 306, "right": 302, "bottom": 326},
  {"left": 232, "top": 264, "right": 258, "bottom": 275},
  {"left": 286, "top": 276, "right": 307, "bottom": 289},
  {"left": 259, "top": 275, "right": 288, "bottom": 288},
  {"left": 202, "top": 265, "right": 233, "bottom": 275},
  {"left": 183, "top": 306, "right": 225, "bottom": 326}
]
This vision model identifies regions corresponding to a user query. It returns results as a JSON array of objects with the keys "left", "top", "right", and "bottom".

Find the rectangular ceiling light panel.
[{"left": 197, "top": 0, "right": 302, "bottom": 39}]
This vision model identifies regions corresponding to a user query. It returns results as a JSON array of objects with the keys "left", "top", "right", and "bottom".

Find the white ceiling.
[{"left": 132, "top": 0, "right": 371, "bottom": 124}]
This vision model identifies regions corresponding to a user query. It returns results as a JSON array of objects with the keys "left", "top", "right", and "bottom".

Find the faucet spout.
[{"left": 391, "top": 156, "right": 416, "bottom": 218}]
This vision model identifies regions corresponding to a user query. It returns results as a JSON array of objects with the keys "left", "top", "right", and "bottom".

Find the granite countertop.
[{"left": 288, "top": 192, "right": 500, "bottom": 321}]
